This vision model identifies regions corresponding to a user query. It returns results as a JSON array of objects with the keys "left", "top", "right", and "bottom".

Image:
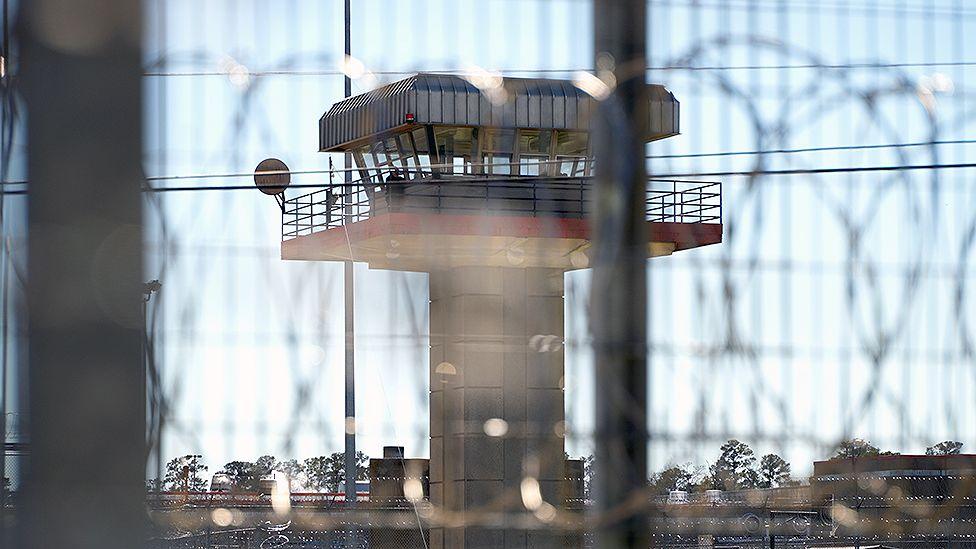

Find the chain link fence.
[{"left": 3, "top": 0, "right": 976, "bottom": 547}]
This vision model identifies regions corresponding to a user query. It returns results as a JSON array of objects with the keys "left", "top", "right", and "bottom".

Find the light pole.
[{"left": 341, "top": 2, "right": 359, "bottom": 540}]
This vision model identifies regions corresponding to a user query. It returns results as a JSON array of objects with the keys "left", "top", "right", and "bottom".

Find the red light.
[{"left": 405, "top": 113, "right": 415, "bottom": 122}]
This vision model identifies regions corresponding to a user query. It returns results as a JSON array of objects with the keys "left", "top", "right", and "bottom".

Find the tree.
[
  {"left": 757, "top": 454, "right": 793, "bottom": 488},
  {"left": 709, "top": 439, "right": 758, "bottom": 490},
  {"left": 219, "top": 460, "right": 264, "bottom": 492},
  {"left": 926, "top": 441, "right": 963, "bottom": 455},
  {"left": 163, "top": 455, "right": 209, "bottom": 492},
  {"left": 303, "top": 452, "right": 369, "bottom": 492},
  {"left": 649, "top": 465, "right": 694, "bottom": 495},
  {"left": 277, "top": 458, "right": 307, "bottom": 490},
  {"left": 831, "top": 438, "right": 897, "bottom": 459},
  {"left": 255, "top": 455, "right": 277, "bottom": 476},
  {"left": 582, "top": 454, "right": 595, "bottom": 497},
  {"left": 564, "top": 453, "right": 594, "bottom": 497}
]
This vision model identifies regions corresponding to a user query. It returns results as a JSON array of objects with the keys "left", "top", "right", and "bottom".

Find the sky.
[{"left": 133, "top": 0, "right": 976, "bottom": 481}]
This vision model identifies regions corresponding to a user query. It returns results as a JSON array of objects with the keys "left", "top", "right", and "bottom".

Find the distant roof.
[
  {"left": 813, "top": 453, "right": 976, "bottom": 475},
  {"left": 319, "top": 73, "right": 679, "bottom": 151}
]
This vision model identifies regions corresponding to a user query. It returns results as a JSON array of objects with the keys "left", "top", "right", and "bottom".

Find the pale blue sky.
[{"left": 142, "top": 0, "right": 976, "bottom": 480}]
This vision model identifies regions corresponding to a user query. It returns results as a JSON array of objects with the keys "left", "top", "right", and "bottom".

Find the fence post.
[
  {"left": 590, "top": 0, "right": 650, "bottom": 547},
  {"left": 19, "top": 1, "right": 146, "bottom": 548}
]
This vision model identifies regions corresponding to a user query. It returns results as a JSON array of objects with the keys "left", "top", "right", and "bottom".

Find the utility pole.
[
  {"left": 20, "top": 1, "right": 145, "bottom": 548},
  {"left": 342, "top": 0, "right": 357, "bottom": 515},
  {"left": 590, "top": 0, "right": 649, "bottom": 548}
]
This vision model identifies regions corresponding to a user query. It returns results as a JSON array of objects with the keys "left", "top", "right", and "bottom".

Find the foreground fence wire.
[{"left": 2, "top": 0, "right": 976, "bottom": 547}]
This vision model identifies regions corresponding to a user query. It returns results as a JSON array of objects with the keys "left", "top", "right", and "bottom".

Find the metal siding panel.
[
  {"left": 481, "top": 92, "right": 494, "bottom": 127},
  {"left": 673, "top": 96, "right": 680, "bottom": 135},
  {"left": 374, "top": 98, "right": 383, "bottom": 136},
  {"left": 491, "top": 93, "right": 505, "bottom": 127},
  {"left": 417, "top": 79, "right": 430, "bottom": 125},
  {"left": 393, "top": 93, "right": 401, "bottom": 128},
  {"left": 566, "top": 92, "right": 578, "bottom": 131},
  {"left": 580, "top": 96, "right": 591, "bottom": 132},
  {"left": 409, "top": 88, "right": 417, "bottom": 122},
  {"left": 516, "top": 81, "right": 529, "bottom": 127},
  {"left": 347, "top": 110, "right": 354, "bottom": 145},
  {"left": 647, "top": 97, "right": 656, "bottom": 137},
  {"left": 455, "top": 80, "right": 467, "bottom": 125},
  {"left": 382, "top": 96, "right": 392, "bottom": 134},
  {"left": 660, "top": 97, "right": 673, "bottom": 136},
  {"left": 430, "top": 85, "right": 443, "bottom": 124},
  {"left": 440, "top": 76, "right": 452, "bottom": 124},
  {"left": 397, "top": 93, "right": 404, "bottom": 128},
  {"left": 528, "top": 85, "right": 541, "bottom": 128},
  {"left": 553, "top": 84, "right": 566, "bottom": 129},
  {"left": 358, "top": 107, "right": 365, "bottom": 144},
  {"left": 439, "top": 76, "right": 451, "bottom": 125},
  {"left": 540, "top": 81, "right": 553, "bottom": 128},
  {"left": 334, "top": 112, "right": 341, "bottom": 148},
  {"left": 329, "top": 115, "right": 336, "bottom": 150},
  {"left": 501, "top": 94, "right": 515, "bottom": 127},
  {"left": 467, "top": 87, "right": 479, "bottom": 126}
]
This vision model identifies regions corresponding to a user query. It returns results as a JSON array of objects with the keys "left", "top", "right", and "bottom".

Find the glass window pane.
[
  {"left": 483, "top": 128, "right": 515, "bottom": 153},
  {"left": 412, "top": 128, "right": 429, "bottom": 154},
  {"left": 360, "top": 146, "right": 376, "bottom": 168},
  {"left": 433, "top": 126, "right": 476, "bottom": 174},
  {"left": 555, "top": 131, "right": 588, "bottom": 156},
  {"left": 385, "top": 138, "right": 399, "bottom": 161},
  {"left": 371, "top": 141, "right": 388, "bottom": 165},
  {"left": 520, "top": 156, "right": 547, "bottom": 176},
  {"left": 518, "top": 129, "right": 552, "bottom": 155},
  {"left": 409, "top": 130, "right": 429, "bottom": 176},
  {"left": 557, "top": 156, "right": 587, "bottom": 177},
  {"left": 396, "top": 134, "right": 413, "bottom": 157},
  {"left": 488, "top": 154, "right": 512, "bottom": 175}
]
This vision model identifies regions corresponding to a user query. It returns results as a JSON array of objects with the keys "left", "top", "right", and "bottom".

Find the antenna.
[{"left": 253, "top": 157, "right": 291, "bottom": 211}]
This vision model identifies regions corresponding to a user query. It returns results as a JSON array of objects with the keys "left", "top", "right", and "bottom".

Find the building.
[{"left": 812, "top": 454, "right": 976, "bottom": 547}]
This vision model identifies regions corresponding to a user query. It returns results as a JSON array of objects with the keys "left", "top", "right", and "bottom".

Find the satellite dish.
[{"left": 254, "top": 158, "right": 291, "bottom": 196}]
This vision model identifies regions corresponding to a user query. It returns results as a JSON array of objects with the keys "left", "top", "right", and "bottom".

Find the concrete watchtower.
[{"left": 280, "top": 73, "right": 722, "bottom": 548}]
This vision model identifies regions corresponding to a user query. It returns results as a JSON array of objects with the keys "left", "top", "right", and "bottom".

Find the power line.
[
  {"left": 649, "top": 162, "right": 976, "bottom": 179},
  {"left": 645, "top": 0, "right": 976, "bottom": 18},
  {"left": 138, "top": 162, "right": 976, "bottom": 192},
  {"left": 647, "top": 138, "right": 976, "bottom": 160},
  {"left": 141, "top": 60, "right": 976, "bottom": 78},
  {"left": 3, "top": 158, "right": 976, "bottom": 195}
]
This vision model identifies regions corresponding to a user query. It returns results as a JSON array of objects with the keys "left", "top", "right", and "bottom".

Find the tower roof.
[{"left": 319, "top": 73, "right": 679, "bottom": 151}]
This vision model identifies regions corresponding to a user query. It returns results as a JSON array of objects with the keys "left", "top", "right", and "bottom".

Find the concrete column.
[{"left": 429, "top": 266, "right": 565, "bottom": 549}]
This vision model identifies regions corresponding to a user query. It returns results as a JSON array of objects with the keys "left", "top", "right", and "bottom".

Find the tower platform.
[{"left": 282, "top": 177, "right": 721, "bottom": 270}]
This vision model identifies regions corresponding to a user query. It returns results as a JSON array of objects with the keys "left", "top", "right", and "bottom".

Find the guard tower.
[{"left": 280, "top": 73, "right": 721, "bottom": 548}]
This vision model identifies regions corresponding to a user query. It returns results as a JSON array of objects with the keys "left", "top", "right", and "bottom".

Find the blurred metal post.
[
  {"left": 18, "top": 1, "right": 145, "bottom": 548},
  {"left": 343, "top": 258, "right": 356, "bottom": 502},
  {"left": 590, "top": 0, "right": 650, "bottom": 548}
]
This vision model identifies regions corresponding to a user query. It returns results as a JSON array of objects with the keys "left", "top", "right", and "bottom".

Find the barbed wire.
[{"left": 4, "top": 0, "right": 976, "bottom": 546}]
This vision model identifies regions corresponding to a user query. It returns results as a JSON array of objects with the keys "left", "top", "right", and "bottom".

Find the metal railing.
[{"left": 281, "top": 173, "right": 721, "bottom": 241}]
